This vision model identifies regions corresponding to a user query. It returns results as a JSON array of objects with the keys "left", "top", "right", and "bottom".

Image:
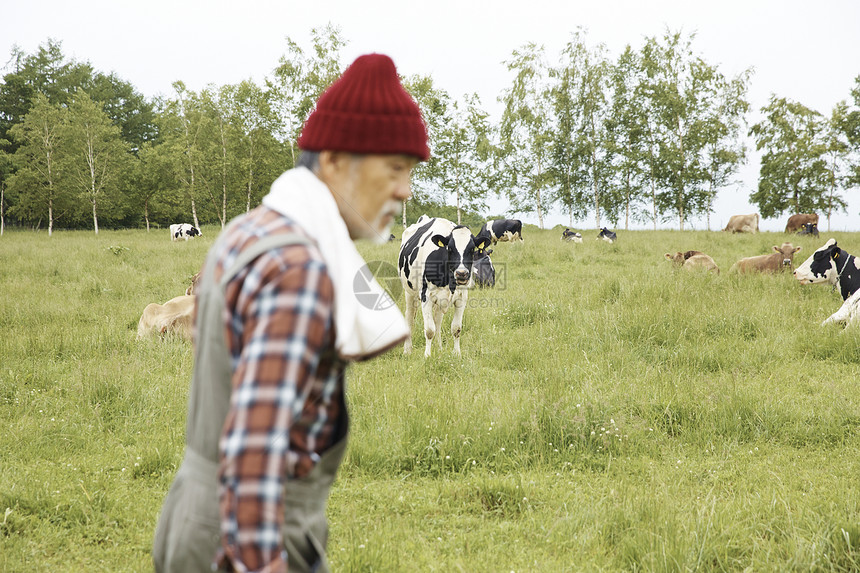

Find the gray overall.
[{"left": 153, "top": 232, "right": 347, "bottom": 573}]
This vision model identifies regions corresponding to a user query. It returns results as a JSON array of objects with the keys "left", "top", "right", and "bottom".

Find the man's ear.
[{"left": 317, "top": 150, "right": 351, "bottom": 179}]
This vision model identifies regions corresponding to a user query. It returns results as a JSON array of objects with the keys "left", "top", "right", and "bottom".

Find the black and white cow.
[
  {"left": 170, "top": 223, "right": 202, "bottom": 241},
  {"left": 797, "top": 222, "right": 819, "bottom": 237},
  {"left": 472, "top": 248, "right": 495, "bottom": 288},
  {"left": 794, "top": 239, "right": 860, "bottom": 326},
  {"left": 398, "top": 216, "right": 490, "bottom": 357},
  {"left": 480, "top": 219, "right": 523, "bottom": 244},
  {"left": 561, "top": 228, "right": 583, "bottom": 243},
  {"left": 597, "top": 227, "right": 617, "bottom": 243}
]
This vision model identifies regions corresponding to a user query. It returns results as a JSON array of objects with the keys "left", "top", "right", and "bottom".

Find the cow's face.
[
  {"left": 472, "top": 248, "right": 495, "bottom": 288},
  {"left": 432, "top": 227, "right": 490, "bottom": 287},
  {"left": 773, "top": 243, "right": 801, "bottom": 267},
  {"left": 794, "top": 239, "right": 839, "bottom": 284},
  {"left": 665, "top": 252, "right": 685, "bottom": 265},
  {"left": 798, "top": 222, "right": 818, "bottom": 236}
]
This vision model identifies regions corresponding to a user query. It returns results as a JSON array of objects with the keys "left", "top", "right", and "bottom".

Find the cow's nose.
[
  {"left": 455, "top": 270, "right": 470, "bottom": 281},
  {"left": 783, "top": 259, "right": 791, "bottom": 266}
]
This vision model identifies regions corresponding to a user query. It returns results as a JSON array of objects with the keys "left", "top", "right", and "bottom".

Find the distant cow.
[
  {"left": 388, "top": 233, "right": 396, "bottom": 242},
  {"left": 794, "top": 239, "right": 860, "bottom": 326},
  {"left": 664, "top": 250, "right": 719, "bottom": 274},
  {"left": 170, "top": 223, "right": 202, "bottom": 241},
  {"left": 797, "top": 222, "right": 819, "bottom": 237},
  {"left": 597, "top": 228, "right": 617, "bottom": 243},
  {"left": 730, "top": 242, "right": 801, "bottom": 273},
  {"left": 137, "top": 295, "right": 195, "bottom": 340},
  {"left": 684, "top": 254, "right": 720, "bottom": 274},
  {"left": 398, "top": 216, "right": 490, "bottom": 357},
  {"left": 480, "top": 219, "right": 523, "bottom": 244},
  {"left": 472, "top": 248, "right": 496, "bottom": 288},
  {"left": 561, "top": 228, "right": 583, "bottom": 243},
  {"left": 723, "top": 213, "right": 759, "bottom": 234},
  {"left": 785, "top": 213, "right": 818, "bottom": 234}
]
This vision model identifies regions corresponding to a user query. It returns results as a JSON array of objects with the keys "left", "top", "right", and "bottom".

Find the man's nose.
[{"left": 395, "top": 178, "right": 412, "bottom": 201}]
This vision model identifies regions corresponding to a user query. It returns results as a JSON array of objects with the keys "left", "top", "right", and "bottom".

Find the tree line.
[{"left": 1, "top": 26, "right": 858, "bottom": 236}]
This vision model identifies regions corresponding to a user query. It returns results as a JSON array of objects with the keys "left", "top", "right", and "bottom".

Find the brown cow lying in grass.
[
  {"left": 730, "top": 242, "right": 801, "bottom": 274},
  {"left": 137, "top": 295, "right": 195, "bottom": 340},
  {"left": 664, "top": 250, "right": 720, "bottom": 274}
]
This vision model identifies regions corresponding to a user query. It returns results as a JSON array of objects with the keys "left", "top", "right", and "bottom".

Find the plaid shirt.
[{"left": 212, "top": 206, "right": 347, "bottom": 573}]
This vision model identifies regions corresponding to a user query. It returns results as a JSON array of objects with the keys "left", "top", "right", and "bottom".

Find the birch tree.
[
  {"left": 556, "top": 30, "right": 614, "bottom": 228},
  {"left": 169, "top": 81, "right": 207, "bottom": 229},
  {"left": 641, "top": 32, "right": 705, "bottom": 230},
  {"left": 403, "top": 75, "right": 449, "bottom": 225},
  {"left": 499, "top": 43, "right": 553, "bottom": 229},
  {"left": 62, "top": 90, "right": 129, "bottom": 234},
  {"left": 605, "top": 45, "right": 648, "bottom": 229},
  {"left": 7, "top": 93, "right": 68, "bottom": 235},
  {"left": 268, "top": 25, "right": 346, "bottom": 167},
  {"left": 698, "top": 69, "right": 750, "bottom": 229},
  {"left": 821, "top": 102, "right": 850, "bottom": 230},
  {"left": 229, "top": 80, "right": 279, "bottom": 215},
  {"left": 749, "top": 96, "right": 830, "bottom": 218},
  {"left": 431, "top": 94, "right": 493, "bottom": 224}
]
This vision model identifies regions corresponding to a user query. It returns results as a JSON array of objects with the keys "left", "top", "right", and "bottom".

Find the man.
[{"left": 152, "top": 53, "right": 429, "bottom": 573}]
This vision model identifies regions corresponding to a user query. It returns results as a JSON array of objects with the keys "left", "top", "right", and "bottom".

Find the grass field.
[{"left": 1, "top": 224, "right": 859, "bottom": 572}]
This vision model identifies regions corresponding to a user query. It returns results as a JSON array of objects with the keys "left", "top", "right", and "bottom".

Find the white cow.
[
  {"left": 398, "top": 216, "right": 490, "bottom": 357},
  {"left": 170, "top": 223, "right": 202, "bottom": 241}
]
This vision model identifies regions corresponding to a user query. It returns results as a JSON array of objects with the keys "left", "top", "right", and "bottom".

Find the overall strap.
[{"left": 221, "top": 233, "right": 312, "bottom": 289}]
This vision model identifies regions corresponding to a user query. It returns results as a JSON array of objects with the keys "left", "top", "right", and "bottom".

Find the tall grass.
[{"left": 1, "top": 225, "right": 858, "bottom": 571}]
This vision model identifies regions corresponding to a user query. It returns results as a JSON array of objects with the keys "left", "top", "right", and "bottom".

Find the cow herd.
[{"left": 137, "top": 213, "right": 858, "bottom": 350}]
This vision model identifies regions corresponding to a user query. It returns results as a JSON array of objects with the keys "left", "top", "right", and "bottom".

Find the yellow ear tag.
[
  {"left": 834, "top": 252, "right": 839, "bottom": 259},
  {"left": 436, "top": 240, "right": 445, "bottom": 248}
]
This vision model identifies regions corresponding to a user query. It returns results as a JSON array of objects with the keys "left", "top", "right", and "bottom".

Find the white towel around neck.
[{"left": 262, "top": 167, "right": 409, "bottom": 361}]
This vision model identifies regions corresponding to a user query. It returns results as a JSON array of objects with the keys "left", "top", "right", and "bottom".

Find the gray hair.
[{"left": 296, "top": 150, "right": 321, "bottom": 172}]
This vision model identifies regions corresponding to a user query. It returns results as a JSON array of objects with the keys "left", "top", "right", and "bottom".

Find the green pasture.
[{"left": 1, "top": 225, "right": 859, "bottom": 572}]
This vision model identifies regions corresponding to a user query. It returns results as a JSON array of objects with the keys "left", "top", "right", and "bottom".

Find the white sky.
[{"left": 4, "top": 0, "right": 859, "bottom": 231}]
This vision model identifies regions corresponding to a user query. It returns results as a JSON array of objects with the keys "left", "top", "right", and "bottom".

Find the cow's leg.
[
  {"left": 434, "top": 304, "right": 445, "bottom": 350},
  {"left": 421, "top": 302, "right": 438, "bottom": 358},
  {"left": 424, "top": 305, "right": 445, "bottom": 358},
  {"left": 403, "top": 291, "right": 418, "bottom": 354},
  {"left": 450, "top": 293, "right": 468, "bottom": 356},
  {"left": 824, "top": 295, "right": 859, "bottom": 326}
]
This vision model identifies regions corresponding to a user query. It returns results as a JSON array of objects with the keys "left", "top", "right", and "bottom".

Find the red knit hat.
[{"left": 297, "top": 54, "right": 430, "bottom": 161}]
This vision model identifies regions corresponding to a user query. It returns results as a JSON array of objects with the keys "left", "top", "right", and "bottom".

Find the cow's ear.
[
  {"left": 772, "top": 246, "right": 780, "bottom": 253},
  {"left": 486, "top": 249, "right": 493, "bottom": 255},
  {"left": 794, "top": 246, "right": 802, "bottom": 253},
  {"left": 664, "top": 253, "right": 673, "bottom": 260},
  {"left": 474, "top": 237, "right": 489, "bottom": 252},
  {"left": 431, "top": 234, "right": 449, "bottom": 249}
]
